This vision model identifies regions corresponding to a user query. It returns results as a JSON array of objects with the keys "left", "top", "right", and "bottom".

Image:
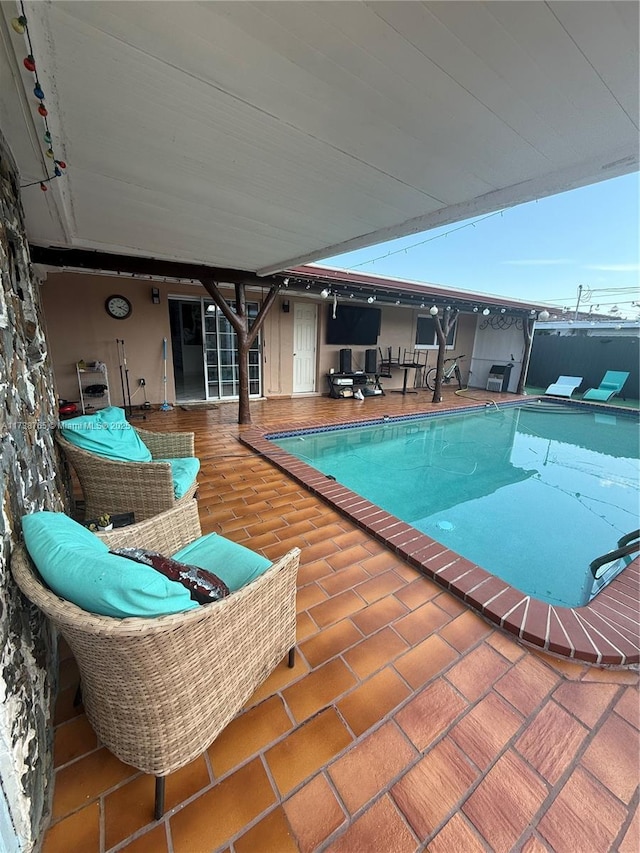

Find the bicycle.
[{"left": 425, "top": 355, "right": 465, "bottom": 391}]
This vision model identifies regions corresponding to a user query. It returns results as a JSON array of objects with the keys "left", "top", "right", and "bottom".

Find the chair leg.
[
  {"left": 288, "top": 647, "right": 295, "bottom": 668},
  {"left": 154, "top": 777, "right": 165, "bottom": 820}
]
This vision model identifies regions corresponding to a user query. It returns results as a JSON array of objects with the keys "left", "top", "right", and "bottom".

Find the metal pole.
[
  {"left": 117, "top": 339, "right": 126, "bottom": 409},
  {"left": 574, "top": 284, "right": 583, "bottom": 320}
]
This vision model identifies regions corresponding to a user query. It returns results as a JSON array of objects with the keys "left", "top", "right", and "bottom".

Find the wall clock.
[{"left": 105, "top": 295, "right": 132, "bottom": 320}]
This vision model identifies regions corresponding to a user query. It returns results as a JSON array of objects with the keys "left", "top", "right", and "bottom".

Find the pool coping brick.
[{"left": 242, "top": 411, "right": 640, "bottom": 667}]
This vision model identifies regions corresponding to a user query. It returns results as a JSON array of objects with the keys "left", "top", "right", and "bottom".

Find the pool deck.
[
  {"left": 45, "top": 390, "right": 639, "bottom": 852},
  {"left": 243, "top": 398, "right": 639, "bottom": 667}
]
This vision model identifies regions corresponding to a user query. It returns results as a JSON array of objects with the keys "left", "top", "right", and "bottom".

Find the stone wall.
[{"left": 0, "top": 132, "right": 66, "bottom": 849}]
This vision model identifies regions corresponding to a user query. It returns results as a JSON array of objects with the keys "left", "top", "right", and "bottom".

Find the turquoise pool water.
[{"left": 272, "top": 404, "right": 640, "bottom": 607}]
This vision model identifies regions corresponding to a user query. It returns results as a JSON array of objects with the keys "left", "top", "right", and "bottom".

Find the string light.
[
  {"left": 348, "top": 209, "right": 506, "bottom": 270},
  {"left": 12, "top": 2, "right": 68, "bottom": 191}
]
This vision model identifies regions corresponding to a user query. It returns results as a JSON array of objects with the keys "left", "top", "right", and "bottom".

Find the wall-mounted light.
[
  {"left": 283, "top": 277, "right": 290, "bottom": 286},
  {"left": 282, "top": 300, "right": 290, "bottom": 313},
  {"left": 367, "top": 296, "right": 375, "bottom": 304},
  {"left": 473, "top": 306, "right": 479, "bottom": 312},
  {"left": 320, "top": 288, "right": 330, "bottom": 298},
  {"left": 538, "top": 310, "right": 550, "bottom": 321},
  {"left": 151, "top": 287, "right": 160, "bottom": 304},
  {"left": 429, "top": 305, "right": 439, "bottom": 316},
  {"left": 482, "top": 308, "right": 491, "bottom": 316},
  {"left": 500, "top": 308, "right": 506, "bottom": 314}
]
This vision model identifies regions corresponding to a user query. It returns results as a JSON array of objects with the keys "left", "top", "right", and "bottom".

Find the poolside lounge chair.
[
  {"left": 544, "top": 375, "right": 583, "bottom": 398},
  {"left": 582, "top": 371, "right": 630, "bottom": 402}
]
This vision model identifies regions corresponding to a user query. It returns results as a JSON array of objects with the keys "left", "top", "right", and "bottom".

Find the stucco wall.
[
  {"left": 41, "top": 275, "right": 283, "bottom": 405},
  {"left": 1, "top": 133, "right": 65, "bottom": 850},
  {"left": 41, "top": 273, "right": 478, "bottom": 405}
]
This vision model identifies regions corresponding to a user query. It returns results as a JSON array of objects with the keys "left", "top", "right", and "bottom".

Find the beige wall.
[
  {"left": 41, "top": 273, "right": 477, "bottom": 404},
  {"left": 41, "top": 273, "right": 232, "bottom": 405}
]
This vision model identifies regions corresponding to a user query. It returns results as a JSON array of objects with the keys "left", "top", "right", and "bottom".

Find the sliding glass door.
[
  {"left": 169, "top": 297, "right": 261, "bottom": 401},
  {"left": 203, "top": 300, "right": 261, "bottom": 400}
]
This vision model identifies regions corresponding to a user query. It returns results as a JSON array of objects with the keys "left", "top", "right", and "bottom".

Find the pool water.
[{"left": 272, "top": 404, "right": 640, "bottom": 607}]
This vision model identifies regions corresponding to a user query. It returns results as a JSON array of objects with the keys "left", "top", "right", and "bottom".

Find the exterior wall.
[
  {"left": 42, "top": 276, "right": 482, "bottom": 404},
  {"left": 469, "top": 316, "right": 530, "bottom": 392},
  {"left": 41, "top": 275, "right": 246, "bottom": 405},
  {"left": 1, "top": 132, "right": 65, "bottom": 851}
]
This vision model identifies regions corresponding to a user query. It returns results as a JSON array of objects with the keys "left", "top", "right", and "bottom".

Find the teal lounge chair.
[
  {"left": 582, "top": 371, "right": 630, "bottom": 402},
  {"left": 545, "top": 375, "right": 583, "bottom": 398}
]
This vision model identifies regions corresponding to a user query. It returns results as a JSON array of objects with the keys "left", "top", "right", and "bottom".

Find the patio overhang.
[
  {"left": 2, "top": 2, "right": 638, "bottom": 276},
  {"left": 30, "top": 245, "right": 552, "bottom": 318}
]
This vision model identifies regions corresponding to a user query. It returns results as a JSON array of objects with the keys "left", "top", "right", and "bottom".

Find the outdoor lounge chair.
[
  {"left": 582, "top": 370, "right": 630, "bottom": 402},
  {"left": 56, "top": 407, "right": 199, "bottom": 521},
  {"left": 12, "top": 501, "right": 300, "bottom": 819},
  {"left": 544, "top": 375, "right": 583, "bottom": 397}
]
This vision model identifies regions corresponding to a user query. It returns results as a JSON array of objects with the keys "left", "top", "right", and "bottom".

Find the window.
[{"left": 415, "top": 315, "right": 456, "bottom": 349}]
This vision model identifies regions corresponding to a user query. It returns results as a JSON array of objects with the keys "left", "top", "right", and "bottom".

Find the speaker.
[
  {"left": 339, "top": 348, "right": 352, "bottom": 374},
  {"left": 364, "top": 349, "right": 377, "bottom": 374}
]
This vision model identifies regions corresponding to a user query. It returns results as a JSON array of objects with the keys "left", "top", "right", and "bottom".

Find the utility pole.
[{"left": 574, "top": 284, "right": 583, "bottom": 320}]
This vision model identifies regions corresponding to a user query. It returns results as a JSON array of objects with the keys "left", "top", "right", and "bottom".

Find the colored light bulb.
[
  {"left": 44, "top": 131, "right": 51, "bottom": 144},
  {"left": 33, "top": 84, "right": 45, "bottom": 100},
  {"left": 45, "top": 148, "right": 54, "bottom": 159},
  {"left": 40, "top": 182, "right": 48, "bottom": 192},
  {"left": 11, "top": 16, "right": 27, "bottom": 34},
  {"left": 37, "top": 103, "right": 47, "bottom": 116},
  {"left": 23, "top": 55, "right": 36, "bottom": 72},
  {"left": 54, "top": 166, "right": 61, "bottom": 176},
  {"left": 55, "top": 160, "right": 66, "bottom": 169}
]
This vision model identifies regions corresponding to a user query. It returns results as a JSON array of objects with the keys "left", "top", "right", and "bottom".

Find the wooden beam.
[{"left": 29, "top": 246, "right": 282, "bottom": 288}]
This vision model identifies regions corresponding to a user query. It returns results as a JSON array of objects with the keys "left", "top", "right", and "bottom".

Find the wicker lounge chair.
[
  {"left": 11, "top": 502, "right": 299, "bottom": 818},
  {"left": 55, "top": 425, "right": 198, "bottom": 522}
]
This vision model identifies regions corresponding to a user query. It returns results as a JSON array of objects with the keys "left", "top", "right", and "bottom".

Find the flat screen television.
[{"left": 326, "top": 304, "right": 381, "bottom": 345}]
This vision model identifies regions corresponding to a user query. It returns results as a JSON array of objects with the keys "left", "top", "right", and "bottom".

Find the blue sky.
[{"left": 322, "top": 172, "right": 639, "bottom": 319}]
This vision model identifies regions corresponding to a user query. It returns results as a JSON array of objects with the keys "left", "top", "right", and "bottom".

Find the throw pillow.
[
  {"left": 111, "top": 548, "right": 230, "bottom": 604},
  {"left": 172, "top": 533, "right": 272, "bottom": 593}
]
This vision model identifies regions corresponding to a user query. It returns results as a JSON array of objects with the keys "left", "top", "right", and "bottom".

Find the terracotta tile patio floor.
[{"left": 43, "top": 390, "right": 639, "bottom": 852}]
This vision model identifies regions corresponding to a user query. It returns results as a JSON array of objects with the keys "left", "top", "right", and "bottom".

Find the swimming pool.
[{"left": 271, "top": 403, "right": 639, "bottom": 608}]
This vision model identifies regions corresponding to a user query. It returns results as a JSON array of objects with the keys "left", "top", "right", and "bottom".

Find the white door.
[{"left": 293, "top": 302, "right": 317, "bottom": 393}]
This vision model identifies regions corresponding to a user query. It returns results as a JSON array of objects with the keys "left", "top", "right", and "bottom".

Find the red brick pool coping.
[{"left": 241, "top": 416, "right": 640, "bottom": 667}]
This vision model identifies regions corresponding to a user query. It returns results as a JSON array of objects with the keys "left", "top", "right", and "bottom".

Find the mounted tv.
[{"left": 326, "top": 304, "right": 381, "bottom": 345}]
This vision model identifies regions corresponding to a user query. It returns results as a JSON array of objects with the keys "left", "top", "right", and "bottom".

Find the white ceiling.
[{"left": 1, "top": 1, "right": 638, "bottom": 276}]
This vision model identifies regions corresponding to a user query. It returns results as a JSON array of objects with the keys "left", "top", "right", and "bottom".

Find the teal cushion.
[
  {"left": 60, "top": 406, "right": 153, "bottom": 463},
  {"left": 156, "top": 457, "right": 200, "bottom": 499},
  {"left": 22, "top": 512, "right": 198, "bottom": 618},
  {"left": 173, "top": 533, "right": 271, "bottom": 593}
]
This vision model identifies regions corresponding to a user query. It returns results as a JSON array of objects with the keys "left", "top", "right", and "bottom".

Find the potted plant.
[{"left": 89, "top": 513, "right": 113, "bottom": 532}]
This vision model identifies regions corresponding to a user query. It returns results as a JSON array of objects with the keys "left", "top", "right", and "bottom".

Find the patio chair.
[
  {"left": 11, "top": 501, "right": 300, "bottom": 819},
  {"left": 582, "top": 371, "right": 630, "bottom": 402},
  {"left": 55, "top": 406, "right": 199, "bottom": 521},
  {"left": 544, "top": 375, "right": 583, "bottom": 397},
  {"left": 378, "top": 346, "right": 400, "bottom": 377}
]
